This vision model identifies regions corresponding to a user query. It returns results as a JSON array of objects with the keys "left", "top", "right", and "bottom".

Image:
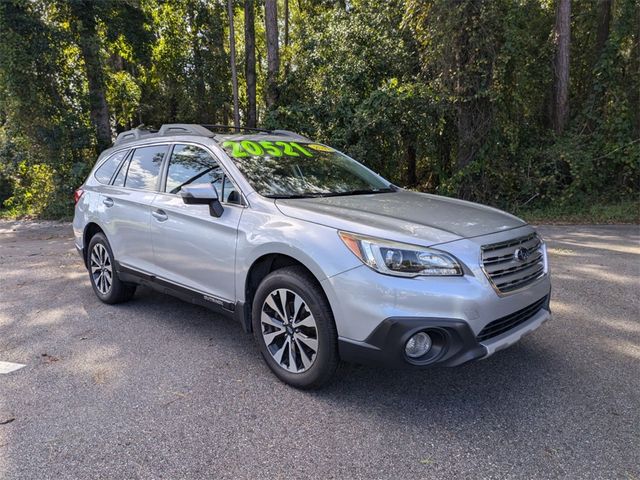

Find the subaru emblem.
[{"left": 514, "top": 247, "right": 530, "bottom": 262}]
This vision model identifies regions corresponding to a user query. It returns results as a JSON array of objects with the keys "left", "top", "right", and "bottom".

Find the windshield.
[{"left": 219, "top": 139, "right": 393, "bottom": 198}]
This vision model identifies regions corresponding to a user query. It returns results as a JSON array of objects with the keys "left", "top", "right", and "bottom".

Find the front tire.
[
  {"left": 252, "top": 266, "right": 339, "bottom": 389},
  {"left": 87, "top": 233, "right": 136, "bottom": 304}
]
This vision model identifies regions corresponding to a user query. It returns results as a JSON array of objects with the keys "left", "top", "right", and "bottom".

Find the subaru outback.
[{"left": 73, "top": 124, "right": 551, "bottom": 389}]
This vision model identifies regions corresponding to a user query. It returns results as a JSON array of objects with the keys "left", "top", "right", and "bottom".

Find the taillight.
[{"left": 74, "top": 189, "right": 84, "bottom": 204}]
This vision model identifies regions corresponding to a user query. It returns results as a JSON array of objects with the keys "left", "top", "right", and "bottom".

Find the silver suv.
[{"left": 73, "top": 124, "right": 551, "bottom": 389}]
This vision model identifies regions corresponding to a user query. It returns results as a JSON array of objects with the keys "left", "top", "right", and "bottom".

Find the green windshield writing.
[{"left": 222, "top": 140, "right": 315, "bottom": 158}]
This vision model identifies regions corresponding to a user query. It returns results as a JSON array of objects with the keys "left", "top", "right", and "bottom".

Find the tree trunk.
[
  {"left": 457, "top": 102, "right": 475, "bottom": 171},
  {"left": 223, "top": 102, "right": 229, "bottom": 126},
  {"left": 585, "top": 0, "right": 612, "bottom": 132},
  {"left": 404, "top": 140, "right": 417, "bottom": 187},
  {"left": 284, "top": 0, "right": 289, "bottom": 49},
  {"left": 284, "top": 0, "right": 290, "bottom": 76},
  {"left": 188, "top": 6, "right": 207, "bottom": 123},
  {"left": 227, "top": 0, "right": 240, "bottom": 129},
  {"left": 244, "top": 0, "right": 257, "bottom": 127},
  {"left": 633, "top": 3, "right": 640, "bottom": 139},
  {"left": 71, "top": 3, "right": 111, "bottom": 152},
  {"left": 455, "top": 2, "right": 479, "bottom": 173},
  {"left": 552, "top": 0, "right": 571, "bottom": 135},
  {"left": 594, "top": 0, "right": 611, "bottom": 60},
  {"left": 264, "top": 0, "right": 279, "bottom": 109}
]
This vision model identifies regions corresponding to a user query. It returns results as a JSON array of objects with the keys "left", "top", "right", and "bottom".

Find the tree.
[
  {"left": 68, "top": 0, "right": 112, "bottom": 152},
  {"left": 407, "top": 0, "right": 503, "bottom": 196},
  {"left": 595, "top": 0, "right": 612, "bottom": 60},
  {"left": 1, "top": 0, "right": 638, "bottom": 219},
  {"left": 451, "top": 1, "right": 496, "bottom": 174},
  {"left": 227, "top": 0, "right": 240, "bottom": 128},
  {"left": 142, "top": 0, "right": 229, "bottom": 126},
  {"left": 0, "top": 0, "right": 93, "bottom": 216},
  {"left": 244, "top": 0, "right": 257, "bottom": 127},
  {"left": 283, "top": 0, "right": 290, "bottom": 75},
  {"left": 552, "top": 0, "right": 571, "bottom": 134},
  {"left": 264, "top": 0, "right": 279, "bottom": 109},
  {"left": 634, "top": 3, "right": 640, "bottom": 138},
  {"left": 284, "top": 0, "right": 290, "bottom": 49}
]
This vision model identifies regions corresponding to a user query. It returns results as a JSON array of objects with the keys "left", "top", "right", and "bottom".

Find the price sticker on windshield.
[
  {"left": 222, "top": 140, "right": 315, "bottom": 158},
  {"left": 307, "top": 144, "right": 334, "bottom": 152}
]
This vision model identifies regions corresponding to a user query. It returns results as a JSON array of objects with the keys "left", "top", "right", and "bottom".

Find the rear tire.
[
  {"left": 87, "top": 233, "right": 136, "bottom": 304},
  {"left": 252, "top": 266, "right": 338, "bottom": 389}
]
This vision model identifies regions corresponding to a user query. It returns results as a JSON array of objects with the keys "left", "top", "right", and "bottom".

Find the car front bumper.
[
  {"left": 337, "top": 297, "right": 551, "bottom": 368},
  {"left": 321, "top": 225, "right": 552, "bottom": 368}
]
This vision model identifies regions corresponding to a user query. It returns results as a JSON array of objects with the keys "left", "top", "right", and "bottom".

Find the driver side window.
[{"left": 165, "top": 144, "right": 241, "bottom": 204}]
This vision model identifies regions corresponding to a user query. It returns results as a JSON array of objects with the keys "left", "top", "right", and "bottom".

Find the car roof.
[{"left": 112, "top": 124, "right": 310, "bottom": 148}]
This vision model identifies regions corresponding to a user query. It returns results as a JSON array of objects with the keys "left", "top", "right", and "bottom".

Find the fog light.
[{"left": 405, "top": 332, "right": 432, "bottom": 358}]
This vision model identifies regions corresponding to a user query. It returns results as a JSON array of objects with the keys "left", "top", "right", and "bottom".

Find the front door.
[{"left": 150, "top": 143, "right": 243, "bottom": 305}]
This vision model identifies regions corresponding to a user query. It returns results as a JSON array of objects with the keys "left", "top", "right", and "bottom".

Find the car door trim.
[{"left": 115, "top": 261, "right": 236, "bottom": 312}]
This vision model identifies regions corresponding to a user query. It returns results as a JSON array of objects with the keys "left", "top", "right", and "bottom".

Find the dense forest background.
[{"left": 0, "top": 0, "right": 638, "bottom": 220}]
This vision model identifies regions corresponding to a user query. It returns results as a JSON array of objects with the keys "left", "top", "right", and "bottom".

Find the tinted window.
[
  {"left": 124, "top": 146, "right": 166, "bottom": 191},
  {"left": 166, "top": 144, "right": 241, "bottom": 203},
  {"left": 94, "top": 150, "right": 128, "bottom": 185}
]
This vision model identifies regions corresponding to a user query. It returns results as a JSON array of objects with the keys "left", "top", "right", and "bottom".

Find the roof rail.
[
  {"left": 203, "top": 125, "right": 311, "bottom": 141},
  {"left": 113, "top": 124, "right": 215, "bottom": 147},
  {"left": 113, "top": 127, "right": 157, "bottom": 146},
  {"left": 158, "top": 124, "right": 215, "bottom": 136},
  {"left": 201, "top": 124, "right": 272, "bottom": 134},
  {"left": 112, "top": 123, "right": 312, "bottom": 147}
]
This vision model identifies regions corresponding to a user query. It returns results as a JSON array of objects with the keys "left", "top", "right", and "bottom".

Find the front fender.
[{"left": 234, "top": 208, "right": 361, "bottom": 303}]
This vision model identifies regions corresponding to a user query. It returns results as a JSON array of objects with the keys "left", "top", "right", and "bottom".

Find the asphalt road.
[{"left": 0, "top": 221, "right": 638, "bottom": 479}]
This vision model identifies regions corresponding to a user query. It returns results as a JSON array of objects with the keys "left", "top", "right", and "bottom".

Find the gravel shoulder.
[{"left": 0, "top": 221, "right": 638, "bottom": 479}]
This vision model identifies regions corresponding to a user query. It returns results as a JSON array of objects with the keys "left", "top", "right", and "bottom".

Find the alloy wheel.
[
  {"left": 90, "top": 243, "right": 113, "bottom": 295},
  {"left": 260, "top": 288, "right": 318, "bottom": 373}
]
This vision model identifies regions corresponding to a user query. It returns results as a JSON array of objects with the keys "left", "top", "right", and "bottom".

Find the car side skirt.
[{"left": 115, "top": 262, "right": 242, "bottom": 318}]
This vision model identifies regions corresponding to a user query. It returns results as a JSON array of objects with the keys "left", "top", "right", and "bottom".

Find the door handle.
[
  {"left": 102, "top": 197, "right": 114, "bottom": 207},
  {"left": 152, "top": 209, "right": 168, "bottom": 222}
]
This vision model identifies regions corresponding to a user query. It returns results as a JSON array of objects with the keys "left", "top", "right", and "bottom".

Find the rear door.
[
  {"left": 150, "top": 143, "right": 243, "bottom": 305},
  {"left": 100, "top": 144, "right": 168, "bottom": 272}
]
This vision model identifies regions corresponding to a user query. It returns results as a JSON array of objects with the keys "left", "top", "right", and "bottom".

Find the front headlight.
[{"left": 338, "top": 231, "right": 463, "bottom": 277}]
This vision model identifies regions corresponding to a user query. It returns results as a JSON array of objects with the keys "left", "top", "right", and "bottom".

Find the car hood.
[{"left": 274, "top": 190, "right": 526, "bottom": 246}]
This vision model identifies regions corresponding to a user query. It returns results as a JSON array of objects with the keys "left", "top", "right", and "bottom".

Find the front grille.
[
  {"left": 477, "top": 295, "right": 548, "bottom": 342},
  {"left": 481, "top": 232, "right": 545, "bottom": 294}
]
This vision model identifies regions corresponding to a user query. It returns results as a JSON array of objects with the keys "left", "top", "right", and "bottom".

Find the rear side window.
[
  {"left": 122, "top": 145, "right": 167, "bottom": 191},
  {"left": 94, "top": 150, "right": 128, "bottom": 184}
]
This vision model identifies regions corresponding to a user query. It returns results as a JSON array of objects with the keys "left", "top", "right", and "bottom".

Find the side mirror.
[{"left": 180, "top": 183, "right": 224, "bottom": 217}]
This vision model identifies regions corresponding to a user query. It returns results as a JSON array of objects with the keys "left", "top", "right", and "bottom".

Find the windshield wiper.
[
  {"left": 318, "top": 187, "right": 397, "bottom": 197},
  {"left": 265, "top": 193, "right": 322, "bottom": 199}
]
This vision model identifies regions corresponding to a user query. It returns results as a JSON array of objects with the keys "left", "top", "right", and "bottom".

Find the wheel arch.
[
  {"left": 239, "top": 252, "right": 332, "bottom": 333},
  {"left": 82, "top": 222, "right": 106, "bottom": 268}
]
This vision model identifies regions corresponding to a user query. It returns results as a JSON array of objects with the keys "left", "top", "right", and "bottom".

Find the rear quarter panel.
[{"left": 72, "top": 187, "right": 104, "bottom": 254}]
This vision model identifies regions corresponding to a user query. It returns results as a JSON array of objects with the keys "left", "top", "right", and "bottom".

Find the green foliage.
[
  {"left": 1, "top": 161, "right": 55, "bottom": 218},
  {"left": 140, "top": 0, "right": 230, "bottom": 125},
  {"left": 107, "top": 70, "right": 142, "bottom": 130},
  {"left": 0, "top": 0, "right": 94, "bottom": 218},
  {"left": 0, "top": 0, "right": 638, "bottom": 221},
  {"left": 267, "top": 0, "right": 422, "bottom": 182}
]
